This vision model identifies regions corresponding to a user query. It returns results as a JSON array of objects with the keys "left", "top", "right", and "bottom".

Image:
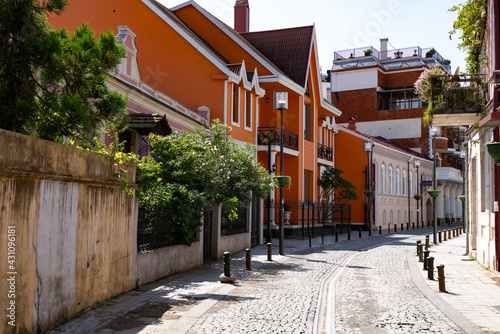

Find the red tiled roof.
[{"left": 241, "top": 26, "right": 314, "bottom": 87}]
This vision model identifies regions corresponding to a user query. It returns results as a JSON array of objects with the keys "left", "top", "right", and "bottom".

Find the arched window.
[
  {"left": 390, "top": 210, "right": 394, "bottom": 224},
  {"left": 398, "top": 211, "right": 401, "bottom": 223},
  {"left": 402, "top": 170, "right": 407, "bottom": 196},
  {"left": 388, "top": 167, "right": 393, "bottom": 194},
  {"left": 380, "top": 164, "right": 386, "bottom": 194},
  {"left": 396, "top": 168, "right": 401, "bottom": 195},
  {"left": 383, "top": 210, "right": 386, "bottom": 224},
  {"left": 415, "top": 173, "right": 419, "bottom": 196},
  {"left": 409, "top": 172, "right": 413, "bottom": 197}
]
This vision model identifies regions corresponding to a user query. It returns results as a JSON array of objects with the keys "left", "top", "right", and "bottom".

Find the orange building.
[
  {"left": 49, "top": 0, "right": 341, "bottom": 233},
  {"left": 336, "top": 120, "right": 433, "bottom": 231}
]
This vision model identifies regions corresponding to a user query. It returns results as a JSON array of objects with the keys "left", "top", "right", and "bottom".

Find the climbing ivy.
[{"left": 449, "top": 0, "right": 487, "bottom": 74}]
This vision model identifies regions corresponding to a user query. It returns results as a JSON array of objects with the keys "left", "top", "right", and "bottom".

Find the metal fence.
[
  {"left": 221, "top": 206, "right": 248, "bottom": 236},
  {"left": 137, "top": 206, "right": 188, "bottom": 252},
  {"left": 264, "top": 200, "right": 351, "bottom": 239}
]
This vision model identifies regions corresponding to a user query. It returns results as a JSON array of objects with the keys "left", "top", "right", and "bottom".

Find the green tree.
[
  {"left": 136, "top": 122, "right": 275, "bottom": 245},
  {"left": 449, "top": 0, "right": 487, "bottom": 74},
  {"left": 318, "top": 167, "right": 359, "bottom": 204},
  {"left": 0, "top": 0, "right": 127, "bottom": 143},
  {"left": 317, "top": 167, "right": 359, "bottom": 225}
]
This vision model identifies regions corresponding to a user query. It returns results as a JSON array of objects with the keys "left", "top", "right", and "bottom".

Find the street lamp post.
[
  {"left": 274, "top": 91, "right": 288, "bottom": 255},
  {"left": 431, "top": 126, "right": 438, "bottom": 245},
  {"left": 266, "top": 148, "right": 276, "bottom": 243},
  {"left": 363, "top": 141, "right": 374, "bottom": 236},
  {"left": 414, "top": 159, "right": 420, "bottom": 228}
]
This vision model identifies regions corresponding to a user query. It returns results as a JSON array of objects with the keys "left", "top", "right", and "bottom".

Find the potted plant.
[
  {"left": 283, "top": 203, "right": 292, "bottom": 224},
  {"left": 426, "top": 48, "right": 436, "bottom": 58},
  {"left": 273, "top": 175, "right": 291, "bottom": 186},
  {"left": 427, "top": 188, "right": 441, "bottom": 198},
  {"left": 364, "top": 49, "right": 372, "bottom": 56},
  {"left": 443, "top": 59, "right": 451, "bottom": 66},
  {"left": 394, "top": 50, "right": 403, "bottom": 58},
  {"left": 413, "top": 49, "right": 418, "bottom": 56},
  {"left": 363, "top": 189, "right": 375, "bottom": 197},
  {"left": 349, "top": 53, "right": 354, "bottom": 58},
  {"left": 486, "top": 142, "right": 500, "bottom": 165},
  {"left": 414, "top": 194, "right": 422, "bottom": 201}
]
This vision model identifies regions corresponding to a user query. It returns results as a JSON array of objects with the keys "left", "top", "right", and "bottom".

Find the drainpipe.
[{"left": 493, "top": 0, "right": 500, "bottom": 271}]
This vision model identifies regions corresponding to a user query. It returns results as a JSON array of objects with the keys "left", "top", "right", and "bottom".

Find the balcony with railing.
[
  {"left": 428, "top": 75, "right": 486, "bottom": 126},
  {"left": 318, "top": 143, "right": 333, "bottom": 161},
  {"left": 334, "top": 46, "right": 451, "bottom": 71},
  {"left": 257, "top": 127, "right": 298, "bottom": 150}
]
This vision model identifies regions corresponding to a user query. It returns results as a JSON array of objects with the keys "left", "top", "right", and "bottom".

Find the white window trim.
[
  {"left": 231, "top": 85, "right": 240, "bottom": 127},
  {"left": 380, "top": 164, "right": 386, "bottom": 194},
  {"left": 402, "top": 170, "right": 407, "bottom": 196},
  {"left": 244, "top": 91, "right": 253, "bottom": 131},
  {"left": 388, "top": 167, "right": 393, "bottom": 195},
  {"left": 409, "top": 172, "right": 413, "bottom": 197},
  {"left": 396, "top": 168, "right": 401, "bottom": 196}
]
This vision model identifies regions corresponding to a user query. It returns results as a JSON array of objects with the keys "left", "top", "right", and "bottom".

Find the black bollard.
[
  {"left": 322, "top": 229, "right": 324, "bottom": 245},
  {"left": 348, "top": 229, "right": 351, "bottom": 240},
  {"left": 438, "top": 231, "right": 442, "bottom": 243},
  {"left": 245, "top": 248, "right": 252, "bottom": 271},
  {"left": 437, "top": 265, "right": 446, "bottom": 292},
  {"left": 417, "top": 244, "right": 424, "bottom": 262},
  {"left": 379, "top": 226, "right": 382, "bottom": 235},
  {"left": 425, "top": 235, "right": 430, "bottom": 250},
  {"left": 359, "top": 228, "right": 362, "bottom": 238},
  {"left": 267, "top": 243, "right": 272, "bottom": 261},
  {"left": 223, "top": 251, "right": 231, "bottom": 277},
  {"left": 335, "top": 230, "right": 339, "bottom": 242},
  {"left": 395, "top": 224, "right": 397, "bottom": 232},
  {"left": 416, "top": 240, "right": 422, "bottom": 256},
  {"left": 309, "top": 233, "right": 312, "bottom": 247},
  {"left": 427, "top": 257, "right": 435, "bottom": 280},
  {"left": 448, "top": 229, "right": 451, "bottom": 239},
  {"left": 423, "top": 250, "right": 430, "bottom": 270},
  {"left": 401, "top": 223, "right": 404, "bottom": 231},
  {"left": 388, "top": 224, "right": 391, "bottom": 234},
  {"left": 413, "top": 222, "right": 415, "bottom": 230}
]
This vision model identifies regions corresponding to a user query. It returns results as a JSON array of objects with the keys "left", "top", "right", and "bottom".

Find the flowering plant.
[{"left": 414, "top": 66, "right": 446, "bottom": 103}]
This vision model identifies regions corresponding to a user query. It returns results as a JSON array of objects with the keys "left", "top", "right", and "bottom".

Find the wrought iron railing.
[
  {"left": 264, "top": 200, "right": 352, "bottom": 239},
  {"left": 137, "top": 206, "right": 187, "bottom": 252},
  {"left": 318, "top": 143, "right": 333, "bottom": 161},
  {"left": 221, "top": 206, "right": 248, "bottom": 236},
  {"left": 257, "top": 127, "right": 299, "bottom": 150}
]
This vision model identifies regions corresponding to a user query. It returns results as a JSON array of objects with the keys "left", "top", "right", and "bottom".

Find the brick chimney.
[
  {"left": 347, "top": 117, "right": 357, "bottom": 131},
  {"left": 234, "top": 0, "right": 249, "bottom": 33}
]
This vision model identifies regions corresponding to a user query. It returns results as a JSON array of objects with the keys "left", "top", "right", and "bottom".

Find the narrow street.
[{"left": 46, "top": 225, "right": 500, "bottom": 334}]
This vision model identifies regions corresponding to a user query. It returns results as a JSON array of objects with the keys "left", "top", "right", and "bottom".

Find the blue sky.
[{"left": 159, "top": 0, "right": 467, "bottom": 74}]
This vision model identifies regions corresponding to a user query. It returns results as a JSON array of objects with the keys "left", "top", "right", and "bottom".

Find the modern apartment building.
[{"left": 330, "top": 39, "right": 464, "bottom": 225}]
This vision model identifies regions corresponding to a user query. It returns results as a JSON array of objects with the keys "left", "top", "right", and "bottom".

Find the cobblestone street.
[{"left": 47, "top": 226, "right": 500, "bottom": 333}]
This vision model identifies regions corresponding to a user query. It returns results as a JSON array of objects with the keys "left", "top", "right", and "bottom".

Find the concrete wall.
[
  {"left": 133, "top": 241, "right": 203, "bottom": 286},
  {"left": 212, "top": 204, "right": 252, "bottom": 259},
  {"left": 0, "top": 129, "right": 136, "bottom": 333}
]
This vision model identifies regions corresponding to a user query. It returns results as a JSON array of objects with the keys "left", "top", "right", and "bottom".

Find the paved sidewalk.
[{"left": 409, "top": 231, "right": 500, "bottom": 333}]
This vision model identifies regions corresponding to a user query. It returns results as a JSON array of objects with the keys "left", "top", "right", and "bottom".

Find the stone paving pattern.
[{"left": 45, "top": 225, "right": 500, "bottom": 334}]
